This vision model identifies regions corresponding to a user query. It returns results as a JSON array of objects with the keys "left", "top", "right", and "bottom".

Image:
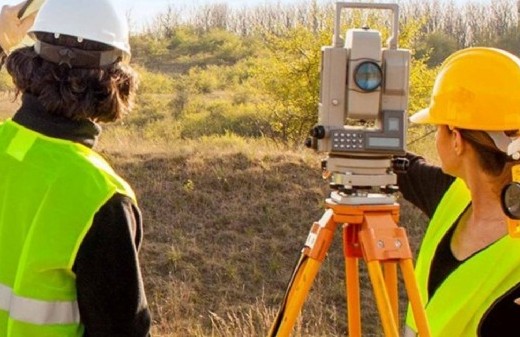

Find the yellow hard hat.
[{"left": 410, "top": 47, "right": 520, "bottom": 130}]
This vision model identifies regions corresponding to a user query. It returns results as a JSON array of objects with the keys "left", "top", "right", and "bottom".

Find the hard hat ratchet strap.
[{"left": 487, "top": 131, "right": 513, "bottom": 153}]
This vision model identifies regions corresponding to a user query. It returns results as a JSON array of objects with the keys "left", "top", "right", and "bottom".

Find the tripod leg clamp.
[
  {"left": 303, "top": 209, "right": 338, "bottom": 262},
  {"left": 360, "top": 225, "right": 412, "bottom": 261}
]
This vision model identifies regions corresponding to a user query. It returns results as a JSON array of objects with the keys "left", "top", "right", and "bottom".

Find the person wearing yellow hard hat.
[
  {"left": 398, "top": 47, "right": 520, "bottom": 337},
  {"left": 0, "top": 0, "right": 151, "bottom": 336}
]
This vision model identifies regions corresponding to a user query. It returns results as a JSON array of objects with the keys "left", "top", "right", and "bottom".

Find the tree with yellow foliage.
[{"left": 250, "top": 9, "right": 437, "bottom": 147}]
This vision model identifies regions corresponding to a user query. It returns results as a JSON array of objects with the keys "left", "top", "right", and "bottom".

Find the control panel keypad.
[{"left": 332, "top": 131, "right": 365, "bottom": 151}]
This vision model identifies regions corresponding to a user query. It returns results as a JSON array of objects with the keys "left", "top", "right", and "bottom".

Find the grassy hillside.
[
  {"left": 0, "top": 90, "right": 431, "bottom": 336},
  {"left": 5, "top": 0, "right": 514, "bottom": 333},
  {"left": 0, "top": 2, "right": 439, "bottom": 331},
  {"left": 99, "top": 133, "right": 429, "bottom": 337}
]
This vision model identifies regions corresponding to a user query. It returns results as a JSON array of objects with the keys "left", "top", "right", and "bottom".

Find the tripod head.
[{"left": 306, "top": 2, "right": 411, "bottom": 204}]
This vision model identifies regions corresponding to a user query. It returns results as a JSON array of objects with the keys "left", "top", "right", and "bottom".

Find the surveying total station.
[{"left": 267, "top": 2, "right": 431, "bottom": 337}]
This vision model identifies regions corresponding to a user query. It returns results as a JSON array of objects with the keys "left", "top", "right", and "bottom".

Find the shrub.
[
  {"left": 180, "top": 100, "right": 269, "bottom": 139},
  {"left": 136, "top": 65, "right": 177, "bottom": 94}
]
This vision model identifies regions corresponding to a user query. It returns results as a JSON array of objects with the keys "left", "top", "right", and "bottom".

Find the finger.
[
  {"left": 19, "top": 10, "right": 37, "bottom": 28},
  {"left": 22, "top": 11, "right": 38, "bottom": 28},
  {"left": 6, "top": 1, "right": 28, "bottom": 16}
]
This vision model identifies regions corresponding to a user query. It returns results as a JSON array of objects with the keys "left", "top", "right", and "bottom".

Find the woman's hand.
[{"left": 0, "top": 1, "right": 38, "bottom": 53}]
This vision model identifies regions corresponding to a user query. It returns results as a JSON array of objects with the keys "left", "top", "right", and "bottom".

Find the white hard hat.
[{"left": 29, "top": 0, "right": 130, "bottom": 57}]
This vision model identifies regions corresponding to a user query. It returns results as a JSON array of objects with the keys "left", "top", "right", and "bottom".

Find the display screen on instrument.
[
  {"left": 388, "top": 117, "right": 401, "bottom": 132},
  {"left": 367, "top": 137, "right": 400, "bottom": 148}
]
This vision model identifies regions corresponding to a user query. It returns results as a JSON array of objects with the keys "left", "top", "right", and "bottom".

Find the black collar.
[{"left": 12, "top": 94, "right": 101, "bottom": 148}]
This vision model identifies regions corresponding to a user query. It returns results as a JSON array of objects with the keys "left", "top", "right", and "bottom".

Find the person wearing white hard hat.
[
  {"left": 0, "top": 0, "right": 151, "bottom": 336},
  {"left": 398, "top": 47, "right": 520, "bottom": 337}
]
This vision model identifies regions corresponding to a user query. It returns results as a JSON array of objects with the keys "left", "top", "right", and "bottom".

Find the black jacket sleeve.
[
  {"left": 73, "top": 193, "right": 152, "bottom": 337},
  {"left": 479, "top": 285, "right": 520, "bottom": 337},
  {"left": 397, "top": 152, "right": 456, "bottom": 218}
]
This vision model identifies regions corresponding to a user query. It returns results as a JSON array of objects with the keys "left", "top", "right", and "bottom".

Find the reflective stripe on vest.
[
  {"left": 0, "top": 119, "right": 135, "bottom": 336},
  {"left": 0, "top": 283, "right": 79, "bottom": 325},
  {"left": 406, "top": 178, "right": 520, "bottom": 337}
]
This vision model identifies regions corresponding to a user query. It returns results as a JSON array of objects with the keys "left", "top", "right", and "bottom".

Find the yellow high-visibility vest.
[
  {"left": 406, "top": 178, "right": 520, "bottom": 337},
  {"left": 0, "top": 119, "right": 135, "bottom": 336}
]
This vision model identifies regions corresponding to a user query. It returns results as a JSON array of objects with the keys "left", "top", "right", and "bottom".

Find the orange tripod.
[{"left": 267, "top": 199, "right": 431, "bottom": 337}]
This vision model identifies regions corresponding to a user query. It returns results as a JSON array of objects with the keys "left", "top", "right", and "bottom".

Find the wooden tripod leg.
[
  {"left": 267, "top": 210, "right": 339, "bottom": 337},
  {"left": 400, "top": 259, "right": 431, "bottom": 337},
  {"left": 366, "top": 261, "right": 400, "bottom": 337},
  {"left": 266, "top": 257, "right": 322, "bottom": 337},
  {"left": 268, "top": 202, "right": 432, "bottom": 337},
  {"left": 355, "top": 207, "right": 431, "bottom": 337},
  {"left": 345, "top": 255, "right": 361, "bottom": 337},
  {"left": 384, "top": 262, "right": 399, "bottom": 327},
  {"left": 343, "top": 223, "right": 362, "bottom": 337}
]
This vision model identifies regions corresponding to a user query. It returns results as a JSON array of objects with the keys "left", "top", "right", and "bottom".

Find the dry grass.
[
  {"left": 101, "top": 130, "right": 430, "bottom": 337},
  {"left": 1, "top": 93, "right": 433, "bottom": 337}
]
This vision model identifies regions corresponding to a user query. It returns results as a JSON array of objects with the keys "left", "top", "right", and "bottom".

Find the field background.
[{"left": 2, "top": 0, "right": 519, "bottom": 335}]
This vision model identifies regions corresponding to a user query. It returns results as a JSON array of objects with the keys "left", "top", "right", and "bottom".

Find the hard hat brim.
[{"left": 409, "top": 108, "right": 435, "bottom": 125}]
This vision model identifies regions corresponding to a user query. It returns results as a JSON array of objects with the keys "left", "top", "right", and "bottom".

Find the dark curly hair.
[{"left": 5, "top": 32, "right": 139, "bottom": 123}]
